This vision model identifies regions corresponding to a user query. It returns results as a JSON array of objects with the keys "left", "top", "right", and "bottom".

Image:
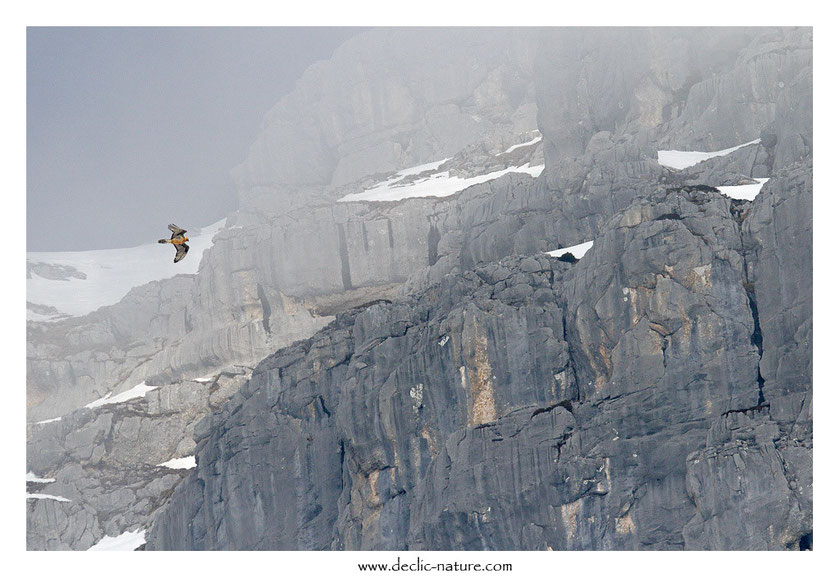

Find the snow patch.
[
  {"left": 339, "top": 162, "right": 543, "bottom": 203},
  {"left": 517, "top": 164, "right": 545, "bottom": 178},
  {"left": 85, "top": 382, "right": 158, "bottom": 410},
  {"left": 27, "top": 311, "right": 68, "bottom": 323},
  {"left": 501, "top": 135, "right": 542, "bottom": 154},
  {"left": 716, "top": 178, "right": 770, "bottom": 201},
  {"left": 391, "top": 158, "right": 451, "bottom": 179},
  {"left": 35, "top": 416, "right": 61, "bottom": 425},
  {"left": 157, "top": 456, "right": 196, "bottom": 470},
  {"left": 657, "top": 139, "right": 761, "bottom": 170},
  {"left": 87, "top": 529, "right": 146, "bottom": 551},
  {"left": 27, "top": 493, "right": 70, "bottom": 502},
  {"left": 27, "top": 218, "right": 226, "bottom": 320},
  {"left": 547, "top": 240, "right": 594, "bottom": 260},
  {"left": 27, "top": 472, "right": 55, "bottom": 483}
]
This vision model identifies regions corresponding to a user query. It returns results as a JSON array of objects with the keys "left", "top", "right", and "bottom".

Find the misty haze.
[{"left": 27, "top": 27, "right": 812, "bottom": 553}]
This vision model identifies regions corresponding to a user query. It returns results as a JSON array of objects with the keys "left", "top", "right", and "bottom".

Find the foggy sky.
[{"left": 27, "top": 27, "right": 363, "bottom": 252}]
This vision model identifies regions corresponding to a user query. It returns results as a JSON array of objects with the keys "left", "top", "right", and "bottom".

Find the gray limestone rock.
[
  {"left": 27, "top": 262, "right": 87, "bottom": 281},
  {"left": 535, "top": 27, "right": 811, "bottom": 195},
  {"left": 743, "top": 160, "right": 812, "bottom": 426},
  {"left": 146, "top": 181, "right": 811, "bottom": 550},
  {"left": 26, "top": 368, "right": 250, "bottom": 550},
  {"left": 231, "top": 28, "right": 541, "bottom": 197},
  {"left": 29, "top": 26, "right": 812, "bottom": 551}
]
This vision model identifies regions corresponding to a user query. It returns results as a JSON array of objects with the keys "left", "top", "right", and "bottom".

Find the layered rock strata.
[
  {"left": 147, "top": 180, "right": 811, "bottom": 550},
  {"left": 27, "top": 27, "right": 812, "bottom": 550}
]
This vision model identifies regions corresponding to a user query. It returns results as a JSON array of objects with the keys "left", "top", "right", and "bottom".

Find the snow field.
[
  {"left": 657, "top": 139, "right": 761, "bottom": 170},
  {"left": 338, "top": 160, "right": 544, "bottom": 203},
  {"left": 85, "top": 382, "right": 159, "bottom": 410},
  {"left": 27, "top": 219, "right": 226, "bottom": 320},
  {"left": 87, "top": 529, "right": 146, "bottom": 551},
  {"left": 546, "top": 240, "right": 594, "bottom": 260}
]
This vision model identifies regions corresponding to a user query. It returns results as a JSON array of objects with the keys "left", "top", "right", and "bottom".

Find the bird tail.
[{"left": 158, "top": 239, "right": 169, "bottom": 244}]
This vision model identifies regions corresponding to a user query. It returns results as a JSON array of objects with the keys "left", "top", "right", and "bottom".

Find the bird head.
[{"left": 184, "top": 236, "right": 189, "bottom": 242}]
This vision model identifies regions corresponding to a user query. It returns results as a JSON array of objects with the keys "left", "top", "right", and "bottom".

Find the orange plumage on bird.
[{"left": 158, "top": 224, "right": 190, "bottom": 262}]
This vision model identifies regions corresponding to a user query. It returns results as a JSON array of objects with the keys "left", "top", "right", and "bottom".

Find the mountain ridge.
[{"left": 27, "top": 27, "right": 812, "bottom": 550}]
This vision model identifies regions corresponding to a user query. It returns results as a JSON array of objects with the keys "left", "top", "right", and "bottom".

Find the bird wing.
[
  {"left": 174, "top": 243, "right": 190, "bottom": 263},
  {"left": 168, "top": 223, "right": 188, "bottom": 239}
]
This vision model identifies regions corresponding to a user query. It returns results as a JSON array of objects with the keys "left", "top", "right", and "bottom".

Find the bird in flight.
[{"left": 158, "top": 224, "right": 190, "bottom": 263}]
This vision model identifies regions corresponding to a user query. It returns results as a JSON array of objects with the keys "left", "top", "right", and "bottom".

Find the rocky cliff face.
[
  {"left": 535, "top": 26, "right": 811, "bottom": 223},
  {"left": 27, "top": 29, "right": 547, "bottom": 425},
  {"left": 26, "top": 366, "right": 251, "bottom": 550},
  {"left": 28, "top": 27, "right": 811, "bottom": 550},
  {"left": 26, "top": 28, "right": 548, "bottom": 550},
  {"left": 147, "top": 175, "right": 811, "bottom": 550},
  {"left": 231, "top": 28, "right": 540, "bottom": 212}
]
